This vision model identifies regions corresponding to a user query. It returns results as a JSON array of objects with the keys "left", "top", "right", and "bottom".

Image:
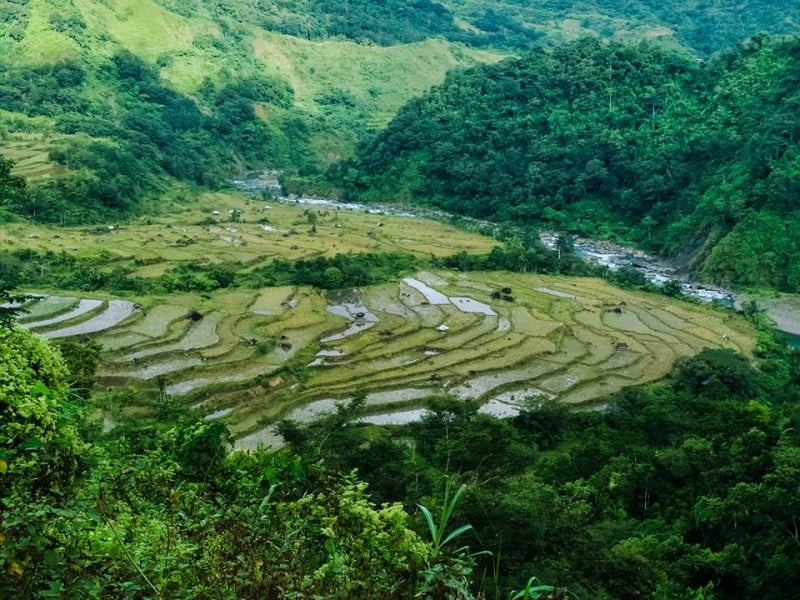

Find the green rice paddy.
[{"left": 20, "top": 269, "right": 755, "bottom": 446}]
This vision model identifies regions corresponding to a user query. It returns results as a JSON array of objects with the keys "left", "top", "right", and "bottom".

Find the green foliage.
[
  {"left": 509, "top": 577, "right": 557, "bottom": 600},
  {"left": 172, "top": 420, "right": 233, "bottom": 481},
  {"left": 0, "top": 281, "right": 32, "bottom": 328},
  {"left": 337, "top": 38, "right": 706, "bottom": 222},
  {"left": 280, "top": 330, "right": 800, "bottom": 599},
  {"left": 671, "top": 348, "right": 768, "bottom": 400},
  {"left": 1, "top": 332, "right": 486, "bottom": 598},
  {"left": 437, "top": 0, "right": 800, "bottom": 55},
  {"left": 0, "top": 328, "right": 88, "bottom": 596},
  {"left": 513, "top": 402, "right": 570, "bottom": 450},
  {"left": 0, "top": 247, "right": 426, "bottom": 294},
  {"left": 252, "top": 251, "right": 419, "bottom": 289},
  {"left": 3, "top": 1, "right": 797, "bottom": 232},
  {"left": 147, "top": 0, "right": 800, "bottom": 54},
  {"left": 3, "top": 285, "right": 796, "bottom": 599},
  {"left": 418, "top": 480, "right": 473, "bottom": 558},
  {"left": 338, "top": 35, "right": 800, "bottom": 291},
  {"left": 0, "top": 234, "right": 659, "bottom": 299},
  {"left": 0, "top": 155, "right": 28, "bottom": 217},
  {"left": 0, "top": 53, "right": 304, "bottom": 224},
  {"left": 0, "top": 328, "right": 78, "bottom": 493},
  {"left": 267, "top": 0, "right": 464, "bottom": 46},
  {"left": 701, "top": 211, "right": 800, "bottom": 291},
  {"left": 608, "top": 266, "right": 652, "bottom": 291},
  {"left": 436, "top": 239, "right": 596, "bottom": 278},
  {"left": 0, "top": 0, "right": 30, "bottom": 43},
  {"left": 416, "top": 478, "right": 493, "bottom": 600},
  {"left": 55, "top": 339, "right": 103, "bottom": 400}
]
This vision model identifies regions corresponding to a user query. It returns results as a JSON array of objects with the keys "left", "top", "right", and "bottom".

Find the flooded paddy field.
[{"left": 19, "top": 270, "right": 756, "bottom": 448}]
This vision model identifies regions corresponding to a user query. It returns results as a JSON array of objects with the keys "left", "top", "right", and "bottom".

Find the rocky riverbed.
[{"left": 538, "top": 232, "right": 735, "bottom": 304}]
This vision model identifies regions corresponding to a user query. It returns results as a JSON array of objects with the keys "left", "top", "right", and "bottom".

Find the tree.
[
  {"left": 323, "top": 266, "right": 344, "bottom": 289},
  {"left": 556, "top": 234, "right": 574, "bottom": 260},
  {"left": 641, "top": 215, "right": 658, "bottom": 241},
  {"left": 0, "top": 327, "right": 87, "bottom": 595},
  {"left": 56, "top": 338, "right": 102, "bottom": 399},
  {"left": 661, "top": 279, "right": 683, "bottom": 297},
  {"left": 173, "top": 420, "right": 233, "bottom": 481},
  {"left": 0, "top": 286, "right": 31, "bottom": 328},
  {"left": 0, "top": 154, "right": 28, "bottom": 220},
  {"left": 504, "top": 237, "right": 529, "bottom": 271},
  {"left": 672, "top": 348, "right": 767, "bottom": 401}
]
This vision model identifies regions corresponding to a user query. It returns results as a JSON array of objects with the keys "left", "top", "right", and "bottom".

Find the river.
[
  {"left": 537, "top": 232, "right": 736, "bottom": 304},
  {"left": 230, "top": 172, "right": 800, "bottom": 339}
]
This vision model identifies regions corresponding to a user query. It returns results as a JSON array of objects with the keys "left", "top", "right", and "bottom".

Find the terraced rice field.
[
  {"left": 0, "top": 191, "right": 495, "bottom": 273},
  {"left": 19, "top": 271, "right": 756, "bottom": 449},
  {"left": 4, "top": 133, "right": 73, "bottom": 181}
]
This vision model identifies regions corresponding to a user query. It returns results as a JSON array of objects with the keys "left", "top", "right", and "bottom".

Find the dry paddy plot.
[
  {"left": 21, "top": 272, "right": 755, "bottom": 443},
  {"left": 0, "top": 190, "right": 495, "bottom": 274}
]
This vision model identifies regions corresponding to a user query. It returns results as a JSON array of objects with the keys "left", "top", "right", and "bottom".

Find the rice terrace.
[{"left": 6, "top": 191, "right": 756, "bottom": 448}]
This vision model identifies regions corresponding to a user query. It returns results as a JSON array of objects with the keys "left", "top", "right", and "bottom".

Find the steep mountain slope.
[
  {"left": 6, "top": 0, "right": 792, "bottom": 57},
  {"left": 337, "top": 36, "right": 800, "bottom": 291},
  {"left": 0, "top": 0, "right": 497, "bottom": 127},
  {"left": 0, "top": 0, "right": 499, "bottom": 222}
]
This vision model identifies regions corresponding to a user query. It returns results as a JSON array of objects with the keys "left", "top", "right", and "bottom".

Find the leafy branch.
[{"left": 418, "top": 479, "right": 473, "bottom": 558}]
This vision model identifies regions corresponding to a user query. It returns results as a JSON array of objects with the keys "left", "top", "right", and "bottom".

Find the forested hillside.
[
  {"left": 0, "top": 51, "right": 299, "bottom": 222},
  {"left": 2, "top": 0, "right": 799, "bottom": 226},
  {"left": 437, "top": 0, "right": 800, "bottom": 56},
  {"left": 0, "top": 0, "right": 498, "bottom": 222},
  {"left": 7, "top": 0, "right": 794, "bottom": 56},
  {"left": 337, "top": 36, "right": 800, "bottom": 291}
]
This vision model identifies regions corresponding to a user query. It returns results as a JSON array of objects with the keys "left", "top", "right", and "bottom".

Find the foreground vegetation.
[
  {"left": 281, "top": 334, "right": 800, "bottom": 599},
  {"left": 1, "top": 290, "right": 796, "bottom": 598},
  {"left": 0, "top": 324, "right": 463, "bottom": 599}
]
